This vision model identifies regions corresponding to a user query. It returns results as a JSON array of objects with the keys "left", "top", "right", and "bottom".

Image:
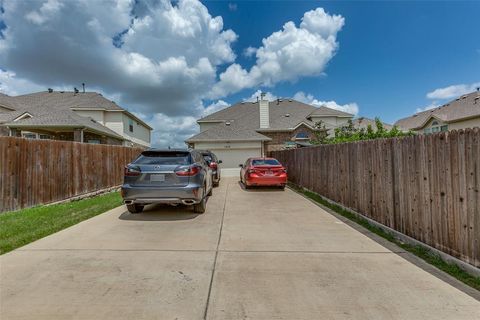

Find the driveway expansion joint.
[{"left": 203, "top": 183, "right": 229, "bottom": 320}]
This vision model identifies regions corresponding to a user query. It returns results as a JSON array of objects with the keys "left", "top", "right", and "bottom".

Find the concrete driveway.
[{"left": 1, "top": 178, "right": 479, "bottom": 320}]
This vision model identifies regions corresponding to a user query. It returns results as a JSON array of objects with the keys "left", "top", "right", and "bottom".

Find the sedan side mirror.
[
  {"left": 239, "top": 164, "right": 243, "bottom": 168},
  {"left": 218, "top": 160, "right": 223, "bottom": 164}
]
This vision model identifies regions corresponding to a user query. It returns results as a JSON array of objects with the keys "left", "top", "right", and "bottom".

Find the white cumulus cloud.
[
  {"left": 426, "top": 82, "right": 480, "bottom": 100},
  {"left": 0, "top": 1, "right": 346, "bottom": 147},
  {"left": 209, "top": 8, "right": 344, "bottom": 98},
  {"left": 293, "top": 91, "right": 358, "bottom": 115}
]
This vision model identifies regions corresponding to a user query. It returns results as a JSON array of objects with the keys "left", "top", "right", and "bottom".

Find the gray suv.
[{"left": 121, "top": 149, "right": 213, "bottom": 214}]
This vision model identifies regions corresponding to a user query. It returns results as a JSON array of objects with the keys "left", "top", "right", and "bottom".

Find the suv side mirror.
[{"left": 218, "top": 160, "right": 223, "bottom": 164}]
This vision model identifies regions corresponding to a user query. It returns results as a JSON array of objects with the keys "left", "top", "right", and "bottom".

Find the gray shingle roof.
[
  {"left": 188, "top": 98, "right": 354, "bottom": 143},
  {"left": 186, "top": 121, "right": 271, "bottom": 142},
  {"left": 13, "top": 91, "right": 124, "bottom": 111},
  {"left": 0, "top": 93, "right": 19, "bottom": 110},
  {"left": 199, "top": 99, "right": 353, "bottom": 128},
  {"left": 308, "top": 106, "right": 353, "bottom": 117},
  {"left": 395, "top": 91, "right": 480, "bottom": 130},
  {"left": 4, "top": 108, "right": 123, "bottom": 139}
]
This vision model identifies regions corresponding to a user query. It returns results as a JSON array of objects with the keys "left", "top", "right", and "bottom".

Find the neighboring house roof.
[
  {"left": 0, "top": 90, "right": 153, "bottom": 130},
  {"left": 13, "top": 91, "right": 124, "bottom": 111},
  {"left": 307, "top": 106, "right": 353, "bottom": 118},
  {"left": 395, "top": 91, "right": 480, "bottom": 130},
  {"left": 188, "top": 98, "right": 354, "bottom": 143},
  {"left": 0, "top": 93, "right": 19, "bottom": 111},
  {"left": 353, "top": 117, "right": 393, "bottom": 131},
  {"left": 4, "top": 107, "right": 123, "bottom": 139}
]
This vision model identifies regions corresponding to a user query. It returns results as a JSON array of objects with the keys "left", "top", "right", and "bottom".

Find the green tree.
[{"left": 315, "top": 117, "right": 415, "bottom": 145}]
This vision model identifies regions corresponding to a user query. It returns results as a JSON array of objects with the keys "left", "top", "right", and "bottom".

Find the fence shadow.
[{"left": 118, "top": 204, "right": 200, "bottom": 221}]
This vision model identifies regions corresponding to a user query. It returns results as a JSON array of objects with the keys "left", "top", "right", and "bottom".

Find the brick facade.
[{"left": 262, "top": 124, "right": 316, "bottom": 152}]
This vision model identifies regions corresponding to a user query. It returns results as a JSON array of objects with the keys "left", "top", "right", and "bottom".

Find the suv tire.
[{"left": 193, "top": 187, "right": 207, "bottom": 214}]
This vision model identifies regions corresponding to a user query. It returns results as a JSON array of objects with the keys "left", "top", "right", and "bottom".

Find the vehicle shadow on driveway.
[
  {"left": 118, "top": 204, "right": 200, "bottom": 221},
  {"left": 237, "top": 181, "right": 285, "bottom": 192}
]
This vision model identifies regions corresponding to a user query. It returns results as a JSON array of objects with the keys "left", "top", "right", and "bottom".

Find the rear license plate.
[{"left": 150, "top": 174, "right": 165, "bottom": 182}]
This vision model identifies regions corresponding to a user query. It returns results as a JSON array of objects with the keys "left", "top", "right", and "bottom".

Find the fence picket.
[{"left": 271, "top": 130, "right": 480, "bottom": 267}]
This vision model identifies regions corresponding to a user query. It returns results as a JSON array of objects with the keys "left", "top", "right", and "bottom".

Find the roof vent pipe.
[{"left": 82, "top": 83, "right": 85, "bottom": 93}]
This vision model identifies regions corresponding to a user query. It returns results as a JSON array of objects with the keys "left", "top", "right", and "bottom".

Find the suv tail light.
[
  {"left": 209, "top": 162, "right": 218, "bottom": 170},
  {"left": 125, "top": 166, "right": 141, "bottom": 176},
  {"left": 175, "top": 165, "right": 200, "bottom": 176}
]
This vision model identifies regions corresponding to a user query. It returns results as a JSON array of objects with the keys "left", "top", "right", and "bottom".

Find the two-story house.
[
  {"left": 186, "top": 93, "right": 354, "bottom": 169},
  {"left": 0, "top": 90, "right": 152, "bottom": 147}
]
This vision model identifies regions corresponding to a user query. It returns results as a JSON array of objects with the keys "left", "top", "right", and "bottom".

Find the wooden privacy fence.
[
  {"left": 271, "top": 128, "right": 480, "bottom": 268},
  {"left": 0, "top": 137, "right": 143, "bottom": 213}
]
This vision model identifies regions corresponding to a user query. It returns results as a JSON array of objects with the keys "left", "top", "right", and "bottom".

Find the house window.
[
  {"left": 294, "top": 131, "right": 309, "bottom": 140},
  {"left": 129, "top": 119, "right": 134, "bottom": 132},
  {"left": 22, "top": 133, "right": 37, "bottom": 139},
  {"left": 424, "top": 120, "right": 448, "bottom": 135},
  {"left": 88, "top": 139, "right": 101, "bottom": 144},
  {"left": 39, "top": 134, "right": 51, "bottom": 140}
]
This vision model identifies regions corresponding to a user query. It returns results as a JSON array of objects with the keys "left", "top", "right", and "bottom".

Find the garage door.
[{"left": 210, "top": 148, "right": 261, "bottom": 169}]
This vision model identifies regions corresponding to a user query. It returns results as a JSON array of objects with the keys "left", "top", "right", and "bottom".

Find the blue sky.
[
  {"left": 205, "top": 0, "right": 480, "bottom": 124},
  {"left": 0, "top": 0, "right": 478, "bottom": 146}
]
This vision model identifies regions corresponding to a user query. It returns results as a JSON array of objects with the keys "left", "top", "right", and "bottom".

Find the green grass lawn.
[{"left": 0, "top": 191, "right": 123, "bottom": 255}]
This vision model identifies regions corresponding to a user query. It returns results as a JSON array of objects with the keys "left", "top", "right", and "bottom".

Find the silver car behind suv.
[{"left": 121, "top": 149, "right": 213, "bottom": 214}]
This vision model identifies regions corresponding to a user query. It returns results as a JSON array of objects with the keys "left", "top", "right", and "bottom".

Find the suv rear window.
[
  {"left": 134, "top": 151, "right": 191, "bottom": 165},
  {"left": 252, "top": 159, "right": 280, "bottom": 166}
]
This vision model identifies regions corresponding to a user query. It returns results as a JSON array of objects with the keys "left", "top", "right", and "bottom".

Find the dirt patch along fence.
[
  {"left": 0, "top": 137, "right": 143, "bottom": 213},
  {"left": 271, "top": 128, "right": 480, "bottom": 268}
]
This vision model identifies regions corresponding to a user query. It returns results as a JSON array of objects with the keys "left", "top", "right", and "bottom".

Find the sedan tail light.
[
  {"left": 247, "top": 168, "right": 256, "bottom": 174},
  {"left": 175, "top": 165, "right": 200, "bottom": 176},
  {"left": 124, "top": 166, "right": 141, "bottom": 176}
]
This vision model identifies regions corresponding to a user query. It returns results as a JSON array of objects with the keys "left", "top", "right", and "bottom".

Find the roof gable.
[{"left": 395, "top": 91, "right": 480, "bottom": 130}]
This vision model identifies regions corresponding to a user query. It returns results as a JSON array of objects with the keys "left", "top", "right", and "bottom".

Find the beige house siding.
[
  {"left": 121, "top": 113, "right": 151, "bottom": 147},
  {"left": 104, "top": 112, "right": 124, "bottom": 134},
  {"left": 309, "top": 116, "right": 349, "bottom": 137},
  {"left": 448, "top": 117, "right": 480, "bottom": 131}
]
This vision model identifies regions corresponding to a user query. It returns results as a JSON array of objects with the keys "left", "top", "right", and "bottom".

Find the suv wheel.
[
  {"left": 193, "top": 188, "right": 206, "bottom": 214},
  {"left": 127, "top": 203, "right": 144, "bottom": 214}
]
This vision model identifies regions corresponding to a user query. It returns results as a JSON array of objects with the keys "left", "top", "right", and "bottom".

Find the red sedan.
[{"left": 239, "top": 157, "right": 287, "bottom": 189}]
